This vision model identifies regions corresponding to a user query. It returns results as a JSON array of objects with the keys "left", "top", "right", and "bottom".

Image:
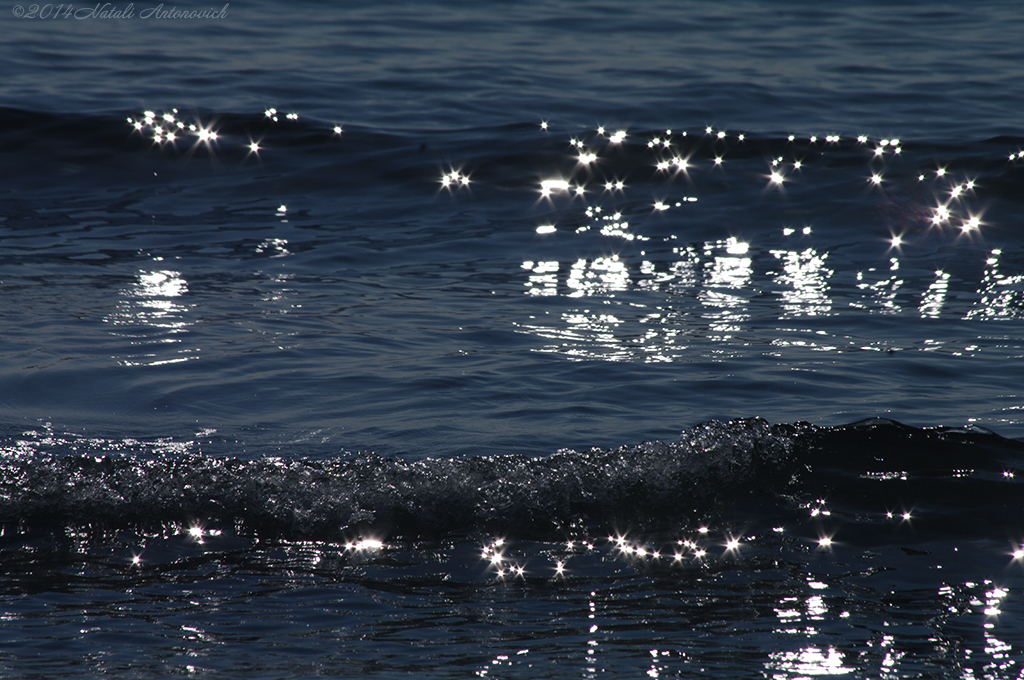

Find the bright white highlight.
[
  {"left": 725, "top": 239, "right": 749, "bottom": 255},
  {"left": 346, "top": 538, "right": 384, "bottom": 552},
  {"left": 540, "top": 179, "right": 571, "bottom": 197}
]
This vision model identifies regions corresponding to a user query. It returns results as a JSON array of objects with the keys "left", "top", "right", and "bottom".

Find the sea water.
[{"left": 2, "top": 1, "right": 1023, "bottom": 677}]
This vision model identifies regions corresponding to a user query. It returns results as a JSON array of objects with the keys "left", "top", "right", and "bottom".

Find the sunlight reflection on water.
[
  {"left": 104, "top": 267, "right": 196, "bottom": 367},
  {"left": 489, "top": 124, "right": 1021, "bottom": 363}
]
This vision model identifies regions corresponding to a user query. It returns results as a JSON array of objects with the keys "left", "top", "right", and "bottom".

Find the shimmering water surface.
[{"left": 2, "top": 1, "right": 1024, "bottom": 677}]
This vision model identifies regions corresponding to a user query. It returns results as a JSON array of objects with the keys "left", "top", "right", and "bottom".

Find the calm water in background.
[{"left": 2, "top": 1, "right": 1024, "bottom": 677}]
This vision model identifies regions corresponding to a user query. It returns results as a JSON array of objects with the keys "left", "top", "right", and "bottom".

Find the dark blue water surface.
[{"left": 2, "top": 1, "right": 1024, "bottom": 677}]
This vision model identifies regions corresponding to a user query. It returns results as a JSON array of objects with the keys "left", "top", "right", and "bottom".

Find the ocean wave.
[
  {"left": 3, "top": 418, "right": 1021, "bottom": 544},
  {"left": 3, "top": 106, "right": 1022, "bottom": 202}
]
